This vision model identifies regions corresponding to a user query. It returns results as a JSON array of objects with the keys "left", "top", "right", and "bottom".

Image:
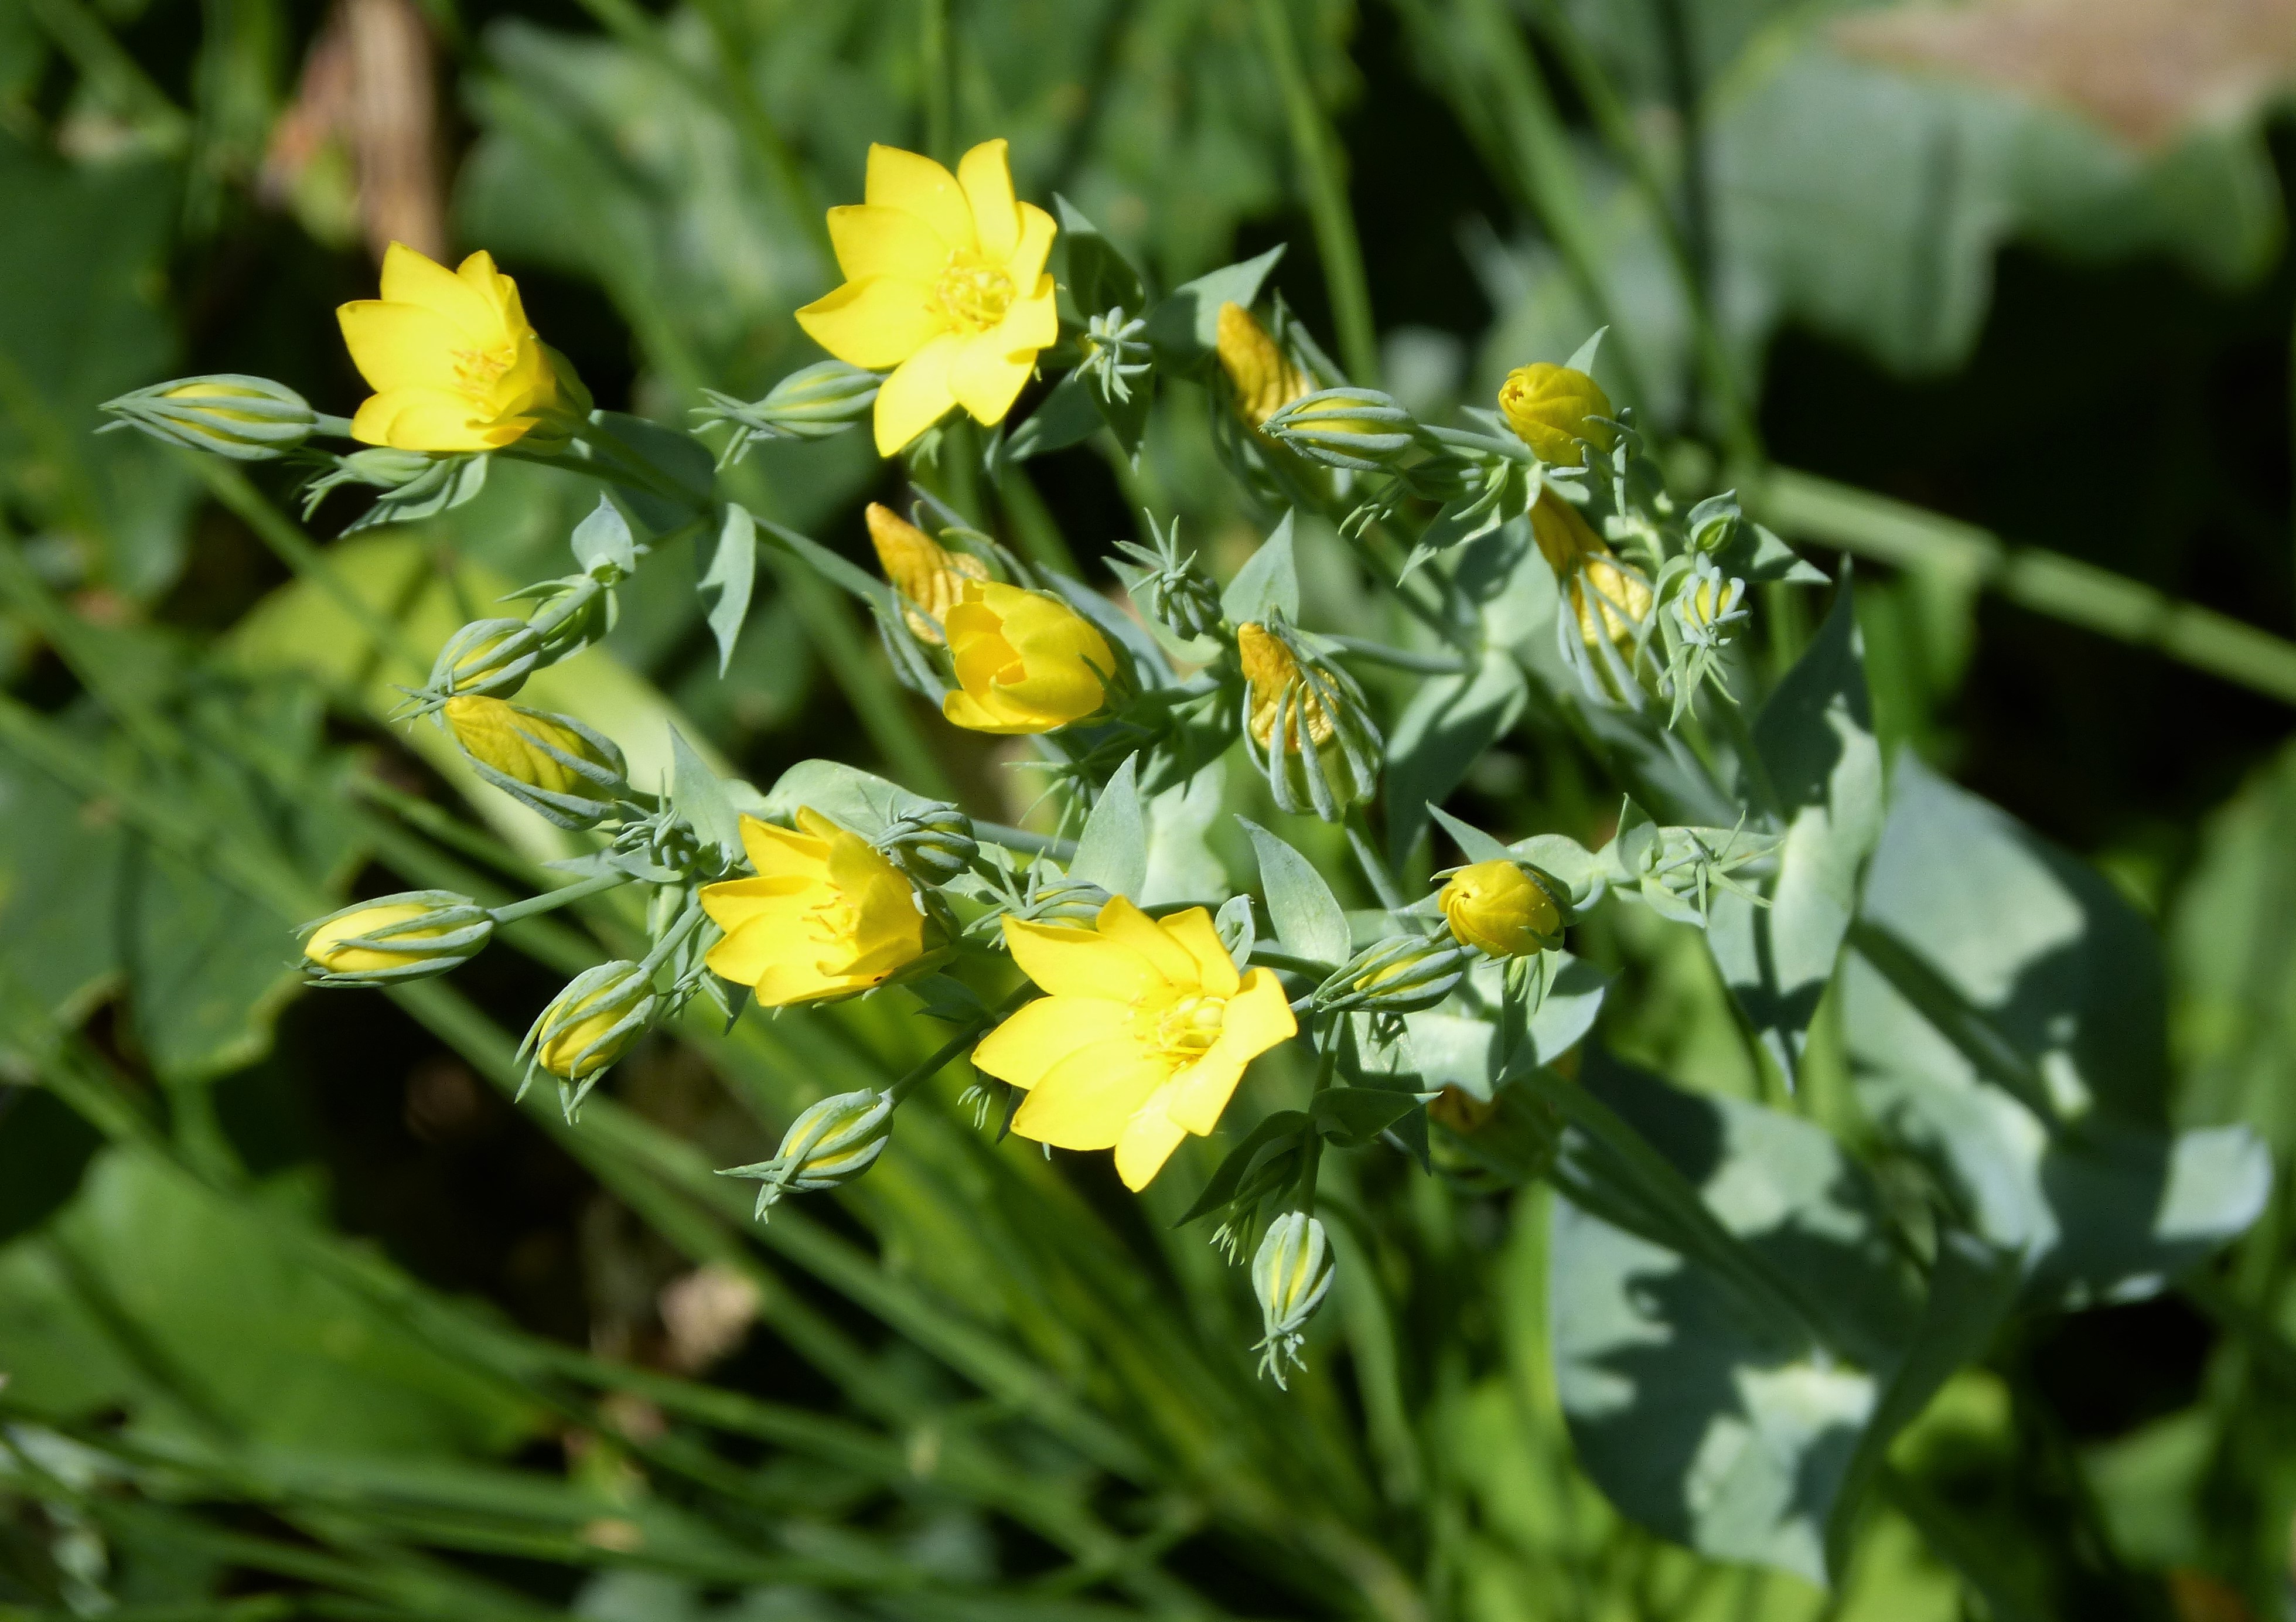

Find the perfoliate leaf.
[
  {"left": 1220, "top": 510, "right": 1299, "bottom": 627},
  {"left": 1239, "top": 817, "right": 1349, "bottom": 969},
  {"left": 668, "top": 727, "right": 743, "bottom": 865},
  {"left": 571, "top": 493, "right": 639, "bottom": 577},
  {"left": 1070, "top": 753, "right": 1147, "bottom": 899}
]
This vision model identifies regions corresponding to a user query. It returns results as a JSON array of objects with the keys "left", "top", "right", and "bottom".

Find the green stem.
[
  {"left": 1253, "top": 0, "right": 1380, "bottom": 385},
  {"left": 1345, "top": 805, "right": 1408, "bottom": 911},
  {"left": 486, "top": 870, "right": 630, "bottom": 925}
]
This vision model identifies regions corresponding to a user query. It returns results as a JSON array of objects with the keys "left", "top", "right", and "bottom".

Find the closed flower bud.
[
  {"left": 101, "top": 374, "right": 316, "bottom": 461},
  {"left": 718, "top": 1089, "right": 895, "bottom": 1221},
  {"left": 941, "top": 581, "right": 1115, "bottom": 735},
  {"left": 1439, "top": 859, "right": 1566, "bottom": 958},
  {"left": 1313, "top": 934, "right": 1468, "bottom": 1015},
  {"left": 876, "top": 805, "right": 978, "bottom": 886},
  {"left": 1114, "top": 517, "right": 1225, "bottom": 642},
  {"left": 298, "top": 891, "right": 492, "bottom": 986},
  {"left": 445, "top": 696, "right": 628, "bottom": 828},
  {"left": 1216, "top": 302, "right": 1312, "bottom": 428},
  {"left": 1261, "top": 387, "right": 1415, "bottom": 471},
  {"left": 1252, "top": 1211, "right": 1336, "bottom": 1389},
  {"left": 427, "top": 617, "right": 545, "bottom": 701},
  {"left": 1237, "top": 618, "right": 1380, "bottom": 822},
  {"left": 1498, "top": 362, "right": 1614, "bottom": 466},
  {"left": 1674, "top": 554, "right": 1748, "bottom": 649},
  {"left": 521, "top": 960, "right": 657, "bottom": 1104},
  {"left": 702, "top": 811, "right": 931, "bottom": 1006},
  {"left": 1530, "top": 494, "right": 1653, "bottom": 704},
  {"left": 867, "top": 503, "right": 988, "bottom": 646},
  {"left": 699, "top": 360, "right": 882, "bottom": 451}
]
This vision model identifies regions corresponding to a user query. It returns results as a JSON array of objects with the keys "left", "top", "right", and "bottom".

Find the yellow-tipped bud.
[
  {"left": 1530, "top": 495, "right": 1652, "bottom": 654},
  {"left": 444, "top": 695, "right": 627, "bottom": 828},
  {"left": 1498, "top": 362, "right": 1613, "bottom": 466},
  {"left": 1239, "top": 622, "right": 1336, "bottom": 751},
  {"left": 940, "top": 581, "right": 1115, "bottom": 735},
  {"left": 100, "top": 374, "right": 315, "bottom": 461},
  {"left": 299, "top": 891, "right": 493, "bottom": 985},
  {"left": 866, "top": 503, "right": 988, "bottom": 646},
  {"left": 1439, "top": 860, "right": 1565, "bottom": 959},
  {"left": 1216, "top": 302, "right": 1311, "bottom": 428},
  {"left": 717, "top": 1089, "right": 895, "bottom": 1221},
  {"left": 521, "top": 960, "right": 658, "bottom": 1110},
  {"left": 1251, "top": 1212, "right": 1335, "bottom": 1388}
]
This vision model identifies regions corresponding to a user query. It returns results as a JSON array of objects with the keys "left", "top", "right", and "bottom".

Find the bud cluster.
[{"left": 1113, "top": 515, "right": 1224, "bottom": 643}]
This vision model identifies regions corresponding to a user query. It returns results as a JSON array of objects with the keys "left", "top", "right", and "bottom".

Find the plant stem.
[
  {"left": 486, "top": 870, "right": 630, "bottom": 925},
  {"left": 1346, "top": 805, "right": 1408, "bottom": 911},
  {"left": 1254, "top": 0, "right": 1381, "bottom": 385}
]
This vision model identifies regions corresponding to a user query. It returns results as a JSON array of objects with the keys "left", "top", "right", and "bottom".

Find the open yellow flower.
[
  {"left": 974, "top": 897, "right": 1297, "bottom": 1190},
  {"left": 1499, "top": 362, "right": 1613, "bottom": 466},
  {"left": 337, "top": 243, "right": 563, "bottom": 452},
  {"left": 941, "top": 580, "right": 1114, "bottom": 734},
  {"left": 867, "top": 502, "right": 987, "bottom": 645},
  {"left": 701, "top": 810, "right": 929, "bottom": 1006},
  {"left": 796, "top": 139, "right": 1058, "bottom": 456}
]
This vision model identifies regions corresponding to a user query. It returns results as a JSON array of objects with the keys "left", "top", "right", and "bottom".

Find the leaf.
[
  {"left": 1214, "top": 893, "right": 1257, "bottom": 965},
  {"left": 1001, "top": 369, "right": 1106, "bottom": 464},
  {"left": 1239, "top": 817, "right": 1349, "bottom": 969},
  {"left": 1069, "top": 754, "right": 1147, "bottom": 899},
  {"left": 1175, "top": 1109, "right": 1311, "bottom": 1226},
  {"left": 1142, "top": 757, "right": 1230, "bottom": 908},
  {"left": 1427, "top": 804, "right": 1514, "bottom": 864},
  {"left": 1220, "top": 509, "right": 1299, "bottom": 626},
  {"left": 698, "top": 503, "right": 757, "bottom": 676},
  {"left": 570, "top": 492, "right": 639, "bottom": 576},
  {"left": 753, "top": 759, "right": 941, "bottom": 843},
  {"left": 1843, "top": 752, "right": 2271, "bottom": 1306},
  {"left": 1708, "top": 578, "right": 1882, "bottom": 1085},
  {"left": 340, "top": 454, "right": 491, "bottom": 535},
  {"left": 1051, "top": 193, "right": 1145, "bottom": 318},
  {"left": 1547, "top": 1051, "right": 1926, "bottom": 1586},
  {"left": 667, "top": 727, "right": 742, "bottom": 865},
  {"left": 1143, "top": 244, "right": 1285, "bottom": 363},
  {"left": 1383, "top": 650, "right": 1527, "bottom": 865},
  {"left": 1311, "top": 1085, "right": 1425, "bottom": 1147}
]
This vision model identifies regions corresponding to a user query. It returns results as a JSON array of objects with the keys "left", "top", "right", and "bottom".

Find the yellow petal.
[
  {"left": 941, "top": 686, "right": 1038, "bottom": 734},
  {"left": 1115, "top": 1088, "right": 1190, "bottom": 1191},
  {"left": 872, "top": 332, "right": 966, "bottom": 454},
  {"left": 1009, "top": 1039, "right": 1169, "bottom": 1150},
  {"left": 1217, "top": 969, "right": 1299, "bottom": 1061},
  {"left": 796, "top": 275, "right": 947, "bottom": 371},
  {"left": 1003, "top": 915, "right": 1164, "bottom": 1001},
  {"left": 864, "top": 143, "right": 976, "bottom": 254},
  {"left": 453, "top": 249, "right": 524, "bottom": 342},
  {"left": 739, "top": 815, "right": 830, "bottom": 878},
  {"left": 376, "top": 241, "right": 500, "bottom": 340},
  {"left": 956, "top": 138, "right": 1021, "bottom": 262},
  {"left": 1092, "top": 897, "right": 1201, "bottom": 990},
  {"left": 948, "top": 330, "right": 1035, "bottom": 426},
  {"left": 1158, "top": 907, "right": 1241, "bottom": 999},
  {"left": 828, "top": 203, "right": 957, "bottom": 282},
  {"left": 349, "top": 389, "right": 521, "bottom": 452},
  {"left": 753, "top": 953, "right": 879, "bottom": 1007},
  {"left": 1162, "top": 1050, "right": 1248, "bottom": 1137},
  {"left": 972, "top": 994, "right": 1135, "bottom": 1088},
  {"left": 1005, "top": 205, "right": 1057, "bottom": 295},
  {"left": 704, "top": 899, "right": 819, "bottom": 983},
  {"left": 336, "top": 301, "right": 467, "bottom": 393}
]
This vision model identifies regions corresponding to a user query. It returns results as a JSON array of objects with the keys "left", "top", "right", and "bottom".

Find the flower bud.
[
  {"left": 1312, "top": 935, "right": 1467, "bottom": 1015},
  {"left": 426, "top": 618, "right": 545, "bottom": 702},
  {"left": 1260, "top": 387, "right": 1415, "bottom": 471},
  {"left": 1439, "top": 859, "right": 1566, "bottom": 958},
  {"left": 1251, "top": 1211, "right": 1335, "bottom": 1389},
  {"left": 941, "top": 582, "right": 1115, "bottom": 735},
  {"left": 1673, "top": 553, "right": 1748, "bottom": 649},
  {"left": 298, "top": 891, "right": 492, "bottom": 986},
  {"left": 868, "top": 503, "right": 988, "bottom": 646},
  {"left": 875, "top": 805, "right": 978, "bottom": 886},
  {"left": 694, "top": 361, "right": 880, "bottom": 464},
  {"left": 520, "top": 960, "right": 658, "bottom": 1105},
  {"left": 1114, "top": 517, "right": 1224, "bottom": 642},
  {"left": 1497, "top": 362, "right": 1613, "bottom": 466},
  {"left": 445, "top": 696, "right": 628, "bottom": 829},
  {"left": 717, "top": 1089, "right": 895, "bottom": 1221},
  {"left": 1237, "top": 618, "right": 1380, "bottom": 822},
  {"left": 100, "top": 374, "right": 315, "bottom": 461},
  {"left": 1215, "top": 302, "right": 1312, "bottom": 428}
]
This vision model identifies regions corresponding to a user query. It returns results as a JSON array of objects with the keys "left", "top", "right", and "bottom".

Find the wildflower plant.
[{"left": 81, "top": 105, "right": 2275, "bottom": 1622}]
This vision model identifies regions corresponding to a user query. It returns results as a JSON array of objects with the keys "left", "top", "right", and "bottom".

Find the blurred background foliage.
[{"left": 5, "top": 0, "right": 2296, "bottom": 1618}]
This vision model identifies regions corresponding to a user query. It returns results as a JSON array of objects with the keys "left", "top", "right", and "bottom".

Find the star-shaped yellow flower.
[
  {"left": 796, "top": 139, "right": 1059, "bottom": 456},
  {"left": 336, "top": 243, "right": 562, "bottom": 452},
  {"left": 973, "top": 897, "right": 1297, "bottom": 1190}
]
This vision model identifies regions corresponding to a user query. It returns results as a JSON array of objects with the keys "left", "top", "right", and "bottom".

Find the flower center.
[
  {"left": 935, "top": 255, "right": 1015, "bottom": 333},
  {"left": 452, "top": 343, "right": 515, "bottom": 401},
  {"left": 1156, "top": 994, "right": 1228, "bottom": 1055}
]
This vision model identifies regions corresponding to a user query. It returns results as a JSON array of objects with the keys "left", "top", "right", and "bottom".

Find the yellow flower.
[
  {"left": 1439, "top": 860, "right": 1562, "bottom": 958},
  {"left": 337, "top": 243, "right": 564, "bottom": 452},
  {"left": 974, "top": 896, "right": 1298, "bottom": 1190},
  {"left": 701, "top": 810, "right": 929, "bottom": 1007},
  {"left": 1216, "top": 302, "right": 1311, "bottom": 428},
  {"left": 1237, "top": 622, "right": 1336, "bottom": 751},
  {"left": 1530, "top": 495, "right": 1651, "bottom": 652},
  {"left": 796, "top": 139, "right": 1059, "bottom": 456},
  {"left": 867, "top": 502, "right": 987, "bottom": 645},
  {"left": 1498, "top": 362, "right": 1613, "bottom": 465},
  {"left": 941, "top": 580, "right": 1114, "bottom": 734}
]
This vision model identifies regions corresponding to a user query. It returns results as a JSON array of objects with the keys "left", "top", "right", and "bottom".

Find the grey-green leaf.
[{"left": 1239, "top": 817, "right": 1348, "bottom": 969}]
